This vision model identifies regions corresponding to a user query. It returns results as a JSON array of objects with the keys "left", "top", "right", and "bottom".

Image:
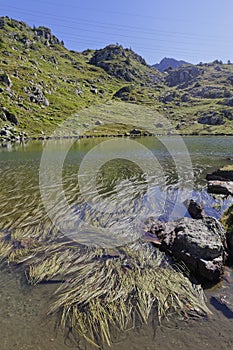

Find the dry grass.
[{"left": 0, "top": 225, "right": 210, "bottom": 348}]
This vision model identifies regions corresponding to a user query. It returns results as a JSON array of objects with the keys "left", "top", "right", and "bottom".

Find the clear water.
[{"left": 0, "top": 136, "right": 233, "bottom": 349}]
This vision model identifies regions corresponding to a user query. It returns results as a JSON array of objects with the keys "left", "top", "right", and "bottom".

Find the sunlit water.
[{"left": 0, "top": 136, "right": 233, "bottom": 349}]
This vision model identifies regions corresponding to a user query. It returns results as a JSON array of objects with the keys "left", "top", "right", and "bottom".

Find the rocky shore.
[{"left": 143, "top": 174, "right": 233, "bottom": 284}]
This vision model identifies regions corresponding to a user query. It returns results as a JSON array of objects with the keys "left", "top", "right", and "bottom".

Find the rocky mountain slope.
[
  {"left": 152, "top": 57, "right": 189, "bottom": 72},
  {"left": 0, "top": 16, "right": 233, "bottom": 139}
]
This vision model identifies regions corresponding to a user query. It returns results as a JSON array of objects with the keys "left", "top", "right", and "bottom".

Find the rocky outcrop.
[
  {"left": 89, "top": 45, "right": 159, "bottom": 83},
  {"left": 193, "top": 86, "right": 231, "bottom": 99},
  {"left": 24, "top": 85, "right": 49, "bottom": 106},
  {"left": 1, "top": 107, "right": 18, "bottom": 125},
  {"left": 165, "top": 66, "right": 204, "bottom": 87},
  {"left": 144, "top": 217, "right": 227, "bottom": 282},
  {"left": 198, "top": 113, "right": 224, "bottom": 125},
  {"left": 152, "top": 57, "right": 189, "bottom": 72},
  {"left": 34, "top": 26, "right": 62, "bottom": 46}
]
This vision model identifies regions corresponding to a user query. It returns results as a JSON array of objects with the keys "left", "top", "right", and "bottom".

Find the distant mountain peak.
[{"left": 152, "top": 57, "right": 189, "bottom": 72}]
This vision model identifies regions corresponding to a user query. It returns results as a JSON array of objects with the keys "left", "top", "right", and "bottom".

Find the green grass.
[{"left": 1, "top": 17, "right": 233, "bottom": 137}]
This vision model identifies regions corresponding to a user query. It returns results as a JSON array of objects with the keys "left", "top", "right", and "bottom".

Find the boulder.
[
  {"left": 2, "top": 107, "right": 18, "bottom": 125},
  {"left": 130, "top": 128, "right": 141, "bottom": 135},
  {"left": 145, "top": 217, "right": 226, "bottom": 282},
  {"left": 207, "top": 180, "right": 233, "bottom": 196},
  {"left": 198, "top": 113, "right": 224, "bottom": 125},
  {"left": 113, "top": 86, "right": 132, "bottom": 100},
  {"left": 184, "top": 199, "right": 205, "bottom": 219},
  {"left": 95, "top": 120, "right": 103, "bottom": 126},
  {"left": 29, "top": 86, "right": 49, "bottom": 106},
  {"left": 90, "top": 87, "right": 98, "bottom": 94},
  {"left": 0, "top": 71, "right": 12, "bottom": 87},
  {"left": 206, "top": 169, "right": 233, "bottom": 182}
]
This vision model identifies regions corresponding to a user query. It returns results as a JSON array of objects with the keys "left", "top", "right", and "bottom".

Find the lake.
[{"left": 0, "top": 136, "right": 233, "bottom": 350}]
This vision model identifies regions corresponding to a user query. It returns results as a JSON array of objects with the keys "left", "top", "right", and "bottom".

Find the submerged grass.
[{"left": 0, "top": 224, "right": 210, "bottom": 348}]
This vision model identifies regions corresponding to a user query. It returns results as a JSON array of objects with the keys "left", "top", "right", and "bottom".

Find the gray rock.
[
  {"left": 113, "top": 86, "right": 131, "bottom": 100},
  {"left": 206, "top": 169, "right": 233, "bottom": 182},
  {"left": 34, "top": 26, "right": 61, "bottom": 46},
  {"left": 198, "top": 114, "right": 224, "bottom": 125},
  {"left": 90, "top": 87, "right": 98, "bottom": 94},
  {"left": 95, "top": 120, "right": 103, "bottom": 126},
  {"left": 223, "top": 97, "right": 233, "bottom": 106},
  {"left": 75, "top": 89, "right": 83, "bottom": 96},
  {"left": 181, "top": 93, "right": 190, "bottom": 102},
  {"left": 207, "top": 180, "right": 233, "bottom": 195},
  {"left": 2, "top": 107, "right": 18, "bottom": 125},
  {"left": 29, "top": 85, "right": 49, "bottom": 106},
  {"left": 0, "top": 71, "right": 12, "bottom": 87},
  {"left": 147, "top": 217, "right": 226, "bottom": 282},
  {"left": 184, "top": 199, "right": 205, "bottom": 219},
  {"left": 166, "top": 66, "right": 203, "bottom": 87},
  {"left": 160, "top": 91, "right": 177, "bottom": 103}
]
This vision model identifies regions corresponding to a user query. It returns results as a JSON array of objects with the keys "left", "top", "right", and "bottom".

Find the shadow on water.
[{"left": 210, "top": 296, "right": 233, "bottom": 319}]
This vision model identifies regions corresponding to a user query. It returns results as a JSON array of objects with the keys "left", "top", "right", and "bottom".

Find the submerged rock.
[{"left": 146, "top": 216, "right": 227, "bottom": 282}]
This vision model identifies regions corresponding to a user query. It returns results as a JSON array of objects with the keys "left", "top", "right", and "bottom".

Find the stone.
[
  {"left": 181, "top": 93, "right": 190, "bottom": 102},
  {"left": 29, "top": 85, "right": 49, "bottom": 106},
  {"left": 2, "top": 107, "right": 18, "bottom": 125},
  {"left": 0, "top": 71, "right": 12, "bottom": 87},
  {"left": 184, "top": 199, "right": 205, "bottom": 219},
  {"left": 34, "top": 26, "right": 61, "bottom": 46},
  {"left": 207, "top": 181, "right": 233, "bottom": 195},
  {"left": 130, "top": 128, "right": 141, "bottom": 135},
  {"left": 95, "top": 120, "right": 103, "bottom": 126},
  {"left": 90, "top": 87, "right": 98, "bottom": 94},
  {"left": 198, "top": 114, "right": 224, "bottom": 125},
  {"left": 206, "top": 169, "right": 233, "bottom": 182},
  {"left": 166, "top": 66, "right": 203, "bottom": 87},
  {"left": 113, "top": 86, "right": 131, "bottom": 100},
  {"left": 146, "top": 216, "right": 226, "bottom": 282},
  {"left": 223, "top": 98, "right": 233, "bottom": 106}
]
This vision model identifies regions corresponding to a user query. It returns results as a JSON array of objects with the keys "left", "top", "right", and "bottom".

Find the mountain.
[
  {"left": 0, "top": 16, "right": 233, "bottom": 139},
  {"left": 152, "top": 57, "right": 189, "bottom": 72}
]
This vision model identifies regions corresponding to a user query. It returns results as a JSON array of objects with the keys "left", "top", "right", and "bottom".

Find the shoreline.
[{"left": 1, "top": 131, "right": 233, "bottom": 148}]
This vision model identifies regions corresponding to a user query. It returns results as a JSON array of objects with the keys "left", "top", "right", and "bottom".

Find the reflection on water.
[{"left": 0, "top": 136, "right": 233, "bottom": 349}]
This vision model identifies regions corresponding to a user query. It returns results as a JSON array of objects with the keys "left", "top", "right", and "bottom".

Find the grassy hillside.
[{"left": 0, "top": 16, "right": 233, "bottom": 139}]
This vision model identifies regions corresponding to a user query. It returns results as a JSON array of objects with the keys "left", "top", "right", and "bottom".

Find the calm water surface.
[{"left": 0, "top": 136, "right": 233, "bottom": 350}]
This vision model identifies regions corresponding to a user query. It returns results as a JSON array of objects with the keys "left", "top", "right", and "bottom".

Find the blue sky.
[{"left": 1, "top": 0, "right": 233, "bottom": 64}]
